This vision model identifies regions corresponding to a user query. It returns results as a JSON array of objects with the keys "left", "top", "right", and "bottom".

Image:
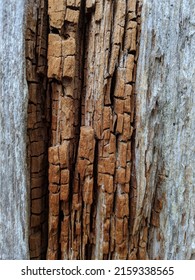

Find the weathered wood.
[
  {"left": 135, "top": 0, "right": 195, "bottom": 259},
  {"left": 46, "top": 0, "right": 140, "bottom": 260},
  {"left": 26, "top": 0, "right": 49, "bottom": 260},
  {"left": 0, "top": 0, "right": 29, "bottom": 259},
  {"left": 0, "top": 0, "right": 194, "bottom": 260}
]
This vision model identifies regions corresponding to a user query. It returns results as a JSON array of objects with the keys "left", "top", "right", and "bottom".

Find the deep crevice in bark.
[{"left": 26, "top": 0, "right": 49, "bottom": 259}]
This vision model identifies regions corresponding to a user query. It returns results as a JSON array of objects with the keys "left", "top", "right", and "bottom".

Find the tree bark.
[{"left": 0, "top": 0, "right": 194, "bottom": 260}]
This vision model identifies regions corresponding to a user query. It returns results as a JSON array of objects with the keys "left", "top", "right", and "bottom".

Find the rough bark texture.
[
  {"left": 0, "top": 0, "right": 29, "bottom": 259},
  {"left": 0, "top": 0, "right": 195, "bottom": 260}
]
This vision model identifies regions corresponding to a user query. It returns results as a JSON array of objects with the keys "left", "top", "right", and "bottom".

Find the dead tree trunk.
[{"left": 0, "top": 0, "right": 194, "bottom": 260}]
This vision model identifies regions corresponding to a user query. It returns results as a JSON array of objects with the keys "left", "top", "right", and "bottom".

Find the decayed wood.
[
  {"left": 1, "top": 0, "right": 195, "bottom": 260},
  {"left": 26, "top": 0, "right": 49, "bottom": 259},
  {"left": 47, "top": 0, "right": 140, "bottom": 260}
]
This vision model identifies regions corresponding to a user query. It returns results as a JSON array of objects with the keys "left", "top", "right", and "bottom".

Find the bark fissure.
[{"left": 26, "top": 0, "right": 49, "bottom": 259}]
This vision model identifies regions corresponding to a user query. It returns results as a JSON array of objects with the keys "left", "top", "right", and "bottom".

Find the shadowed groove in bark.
[{"left": 26, "top": 0, "right": 49, "bottom": 259}]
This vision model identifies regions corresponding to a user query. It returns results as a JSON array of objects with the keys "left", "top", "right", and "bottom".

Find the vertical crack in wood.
[{"left": 26, "top": 0, "right": 49, "bottom": 259}]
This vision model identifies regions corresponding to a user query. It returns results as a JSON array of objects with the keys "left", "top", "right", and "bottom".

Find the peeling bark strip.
[{"left": 46, "top": 0, "right": 141, "bottom": 260}]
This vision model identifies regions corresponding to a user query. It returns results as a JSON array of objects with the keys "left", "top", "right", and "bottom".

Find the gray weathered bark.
[
  {"left": 135, "top": 0, "right": 195, "bottom": 259},
  {"left": 0, "top": 0, "right": 29, "bottom": 259}
]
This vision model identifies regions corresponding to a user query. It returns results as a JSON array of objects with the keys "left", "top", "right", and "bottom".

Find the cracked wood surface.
[
  {"left": 0, "top": 0, "right": 195, "bottom": 260},
  {"left": 46, "top": 0, "right": 140, "bottom": 260},
  {"left": 26, "top": 0, "right": 49, "bottom": 259}
]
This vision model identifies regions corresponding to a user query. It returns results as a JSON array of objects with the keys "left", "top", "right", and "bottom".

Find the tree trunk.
[{"left": 0, "top": 0, "right": 194, "bottom": 260}]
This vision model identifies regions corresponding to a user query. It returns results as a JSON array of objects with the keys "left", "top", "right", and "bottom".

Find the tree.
[{"left": 0, "top": 0, "right": 194, "bottom": 260}]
